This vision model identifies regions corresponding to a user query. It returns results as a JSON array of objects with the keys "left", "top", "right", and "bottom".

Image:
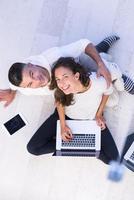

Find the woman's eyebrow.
[
  {"left": 62, "top": 72, "right": 70, "bottom": 76},
  {"left": 55, "top": 72, "right": 70, "bottom": 78}
]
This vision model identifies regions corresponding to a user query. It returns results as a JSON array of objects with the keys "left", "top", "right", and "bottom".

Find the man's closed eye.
[{"left": 27, "top": 82, "right": 32, "bottom": 87}]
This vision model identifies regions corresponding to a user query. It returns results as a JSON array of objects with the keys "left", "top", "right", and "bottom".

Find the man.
[{"left": 0, "top": 36, "right": 120, "bottom": 107}]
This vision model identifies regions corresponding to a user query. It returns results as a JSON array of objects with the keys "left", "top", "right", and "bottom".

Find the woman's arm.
[
  {"left": 96, "top": 94, "right": 109, "bottom": 116},
  {"left": 56, "top": 102, "right": 72, "bottom": 141},
  {"left": 56, "top": 102, "right": 65, "bottom": 126},
  {"left": 95, "top": 95, "right": 109, "bottom": 129}
]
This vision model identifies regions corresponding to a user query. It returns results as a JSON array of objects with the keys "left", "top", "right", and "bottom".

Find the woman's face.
[{"left": 55, "top": 66, "right": 79, "bottom": 94}]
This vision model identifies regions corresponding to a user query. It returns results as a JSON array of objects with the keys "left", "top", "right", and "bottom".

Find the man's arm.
[
  {"left": 0, "top": 89, "right": 16, "bottom": 107},
  {"left": 59, "top": 39, "right": 111, "bottom": 87},
  {"left": 85, "top": 43, "right": 112, "bottom": 87}
]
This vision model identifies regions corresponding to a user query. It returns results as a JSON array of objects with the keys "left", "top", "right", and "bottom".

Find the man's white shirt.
[{"left": 9, "top": 39, "right": 91, "bottom": 96}]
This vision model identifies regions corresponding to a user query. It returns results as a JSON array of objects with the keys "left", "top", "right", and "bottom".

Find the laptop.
[
  {"left": 123, "top": 141, "right": 134, "bottom": 172},
  {"left": 56, "top": 120, "right": 101, "bottom": 157}
]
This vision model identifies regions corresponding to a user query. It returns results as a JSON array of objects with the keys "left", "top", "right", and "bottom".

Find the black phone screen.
[{"left": 3, "top": 114, "right": 26, "bottom": 135}]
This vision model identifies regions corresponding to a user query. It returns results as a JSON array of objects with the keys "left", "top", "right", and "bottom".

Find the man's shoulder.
[{"left": 25, "top": 47, "right": 62, "bottom": 67}]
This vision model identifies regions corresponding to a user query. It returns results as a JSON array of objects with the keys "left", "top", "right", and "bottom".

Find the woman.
[{"left": 27, "top": 57, "right": 119, "bottom": 164}]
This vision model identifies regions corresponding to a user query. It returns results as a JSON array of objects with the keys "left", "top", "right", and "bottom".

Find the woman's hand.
[
  {"left": 61, "top": 124, "right": 73, "bottom": 141},
  {"left": 95, "top": 114, "right": 106, "bottom": 130}
]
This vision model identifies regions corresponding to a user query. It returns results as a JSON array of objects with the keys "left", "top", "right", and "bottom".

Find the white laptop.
[
  {"left": 56, "top": 120, "right": 101, "bottom": 157},
  {"left": 123, "top": 141, "right": 134, "bottom": 172}
]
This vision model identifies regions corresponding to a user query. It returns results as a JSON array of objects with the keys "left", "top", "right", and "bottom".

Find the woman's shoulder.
[{"left": 90, "top": 72, "right": 107, "bottom": 90}]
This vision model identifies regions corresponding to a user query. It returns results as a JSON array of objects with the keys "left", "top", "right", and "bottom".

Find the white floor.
[{"left": 0, "top": 0, "right": 134, "bottom": 200}]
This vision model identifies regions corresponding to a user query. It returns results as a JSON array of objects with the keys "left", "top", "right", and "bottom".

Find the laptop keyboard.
[
  {"left": 62, "top": 134, "right": 95, "bottom": 147},
  {"left": 130, "top": 152, "right": 134, "bottom": 160}
]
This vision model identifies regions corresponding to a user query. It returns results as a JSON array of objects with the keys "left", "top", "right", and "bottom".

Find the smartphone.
[{"left": 1, "top": 114, "right": 27, "bottom": 135}]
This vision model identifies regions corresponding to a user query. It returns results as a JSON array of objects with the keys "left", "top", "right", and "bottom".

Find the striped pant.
[{"left": 122, "top": 74, "right": 134, "bottom": 95}]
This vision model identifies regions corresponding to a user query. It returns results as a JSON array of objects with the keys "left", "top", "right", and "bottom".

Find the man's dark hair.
[{"left": 8, "top": 62, "right": 26, "bottom": 86}]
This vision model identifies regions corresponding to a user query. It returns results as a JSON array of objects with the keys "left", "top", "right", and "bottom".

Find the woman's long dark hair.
[{"left": 49, "top": 57, "right": 91, "bottom": 106}]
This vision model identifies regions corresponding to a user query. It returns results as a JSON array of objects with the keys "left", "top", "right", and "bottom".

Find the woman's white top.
[{"left": 65, "top": 73, "right": 113, "bottom": 120}]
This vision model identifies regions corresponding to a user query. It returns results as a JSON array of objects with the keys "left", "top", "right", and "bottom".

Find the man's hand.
[
  {"left": 0, "top": 89, "right": 16, "bottom": 107},
  {"left": 97, "top": 61, "right": 112, "bottom": 88},
  {"left": 61, "top": 124, "right": 73, "bottom": 142},
  {"left": 85, "top": 43, "right": 112, "bottom": 88}
]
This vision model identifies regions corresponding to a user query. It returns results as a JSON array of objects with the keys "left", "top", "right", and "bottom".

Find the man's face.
[{"left": 19, "top": 63, "right": 50, "bottom": 88}]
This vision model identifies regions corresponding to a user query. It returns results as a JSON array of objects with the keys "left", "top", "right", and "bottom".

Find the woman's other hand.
[{"left": 95, "top": 114, "right": 106, "bottom": 130}]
